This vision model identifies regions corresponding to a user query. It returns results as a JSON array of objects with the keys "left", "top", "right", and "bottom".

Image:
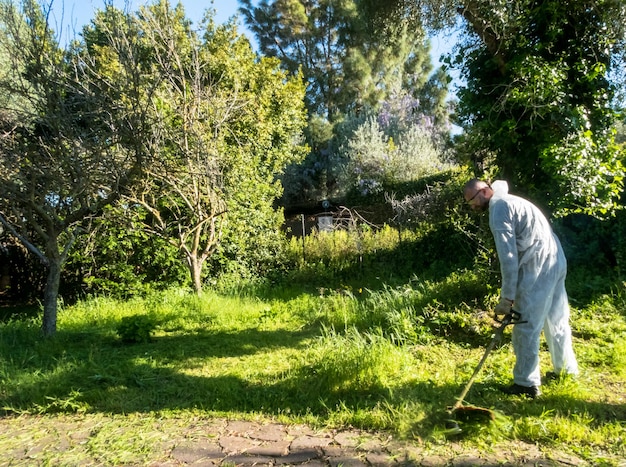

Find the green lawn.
[{"left": 1, "top": 280, "right": 625, "bottom": 465}]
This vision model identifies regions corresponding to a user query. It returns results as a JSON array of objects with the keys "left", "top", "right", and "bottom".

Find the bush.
[
  {"left": 64, "top": 204, "right": 188, "bottom": 300},
  {"left": 116, "top": 314, "right": 158, "bottom": 343},
  {"left": 336, "top": 115, "right": 455, "bottom": 199}
]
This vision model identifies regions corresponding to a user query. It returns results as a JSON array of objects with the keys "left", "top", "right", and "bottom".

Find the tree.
[
  {"left": 82, "top": 1, "right": 307, "bottom": 294},
  {"left": 0, "top": 0, "right": 157, "bottom": 336},
  {"left": 455, "top": 0, "right": 626, "bottom": 216},
  {"left": 241, "top": 0, "right": 440, "bottom": 119},
  {"left": 201, "top": 13, "right": 308, "bottom": 281},
  {"left": 240, "top": 0, "right": 450, "bottom": 205},
  {"left": 370, "top": 0, "right": 626, "bottom": 216},
  {"left": 334, "top": 91, "right": 454, "bottom": 198}
]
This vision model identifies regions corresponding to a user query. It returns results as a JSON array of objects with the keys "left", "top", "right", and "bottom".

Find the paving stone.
[
  {"left": 246, "top": 440, "right": 290, "bottom": 456},
  {"left": 328, "top": 455, "right": 368, "bottom": 467},
  {"left": 419, "top": 455, "right": 450, "bottom": 466},
  {"left": 323, "top": 444, "right": 370, "bottom": 466},
  {"left": 68, "top": 427, "right": 94, "bottom": 443},
  {"left": 283, "top": 460, "right": 326, "bottom": 467},
  {"left": 548, "top": 453, "right": 586, "bottom": 466},
  {"left": 476, "top": 456, "right": 504, "bottom": 466},
  {"left": 4, "top": 448, "right": 27, "bottom": 461},
  {"left": 452, "top": 455, "right": 486, "bottom": 466},
  {"left": 197, "top": 418, "right": 228, "bottom": 434},
  {"left": 173, "top": 439, "right": 223, "bottom": 454},
  {"left": 170, "top": 445, "right": 223, "bottom": 463},
  {"left": 290, "top": 434, "right": 333, "bottom": 450},
  {"left": 26, "top": 438, "right": 55, "bottom": 457},
  {"left": 285, "top": 424, "right": 317, "bottom": 438},
  {"left": 273, "top": 448, "right": 321, "bottom": 465},
  {"left": 0, "top": 415, "right": 596, "bottom": 467},
  {"left": 333, "top": 431, "right": 361, "bottom": 448},
  {"left": 322, "top": 445, "right": 348, "bottom": 457},
  {"left": 184, "top": 420, "right": 226, "bottom": 441},
  {"left": 357, "top": 435, "right": 390, "bottom": 452},
  {"left": 249, "top": 423, "right": 288, "bottom": 442},
  {"left": 227, "top": 420, "right": 261, "bottom": 435},
  {"left": 222, "top": 454, "right": 274, "bottom": 466},
  {"left": 148, "top": 461, "right": 181, "bottom": 466},
  {"left": 365, "top": 451, "right": 397, "bottom": 466},
  {"left": 515, "top": 461, "right": 553, "bottom": 467},
  {"left": 401, "top": 445, "right": 426, "bottom": 461},
  {"left": 219, "top": 435, "right": 262, "bottom": 454}
]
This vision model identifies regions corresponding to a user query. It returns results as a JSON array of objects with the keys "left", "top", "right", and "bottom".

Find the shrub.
[
  {"left": 336, "top": 115, "right": 455, "bottom": 199},
  {"left": 116, "top": 314, "right": 158, "bottom": 343}
]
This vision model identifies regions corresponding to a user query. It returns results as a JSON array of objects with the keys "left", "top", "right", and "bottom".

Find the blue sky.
[
  {"left": 49, "top": 1, "right": 247, "bottom": 44},
  {"left": 49, "top": 0, "right": 452, "bottom": 61},
  {"left": 48, "top": 0, "right": 457, "bottom": 87}
]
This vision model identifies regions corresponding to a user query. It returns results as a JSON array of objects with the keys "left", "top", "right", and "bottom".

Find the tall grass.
[{"left": 1, "top": 227, "right": 625, "bottom": 465}]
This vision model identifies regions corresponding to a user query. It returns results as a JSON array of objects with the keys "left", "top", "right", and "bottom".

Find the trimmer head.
[
  {"left": 445, "top": 404, "right": 496, "bottom": 435},
  {"left": 442, "top": 310, "right": 524, "bottom": 435},
  {"left": 450, "top": 404, "right": 496, "bottom": 421}
]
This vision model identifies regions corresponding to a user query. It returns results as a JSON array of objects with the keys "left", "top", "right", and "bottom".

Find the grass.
[{"left": 1, "top": 270, "right": 625, "bottom": 465}]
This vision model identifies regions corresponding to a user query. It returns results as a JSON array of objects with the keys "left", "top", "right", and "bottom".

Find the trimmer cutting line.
[{"left": 445, "top": 310, "right": 525, "bottom": 433}]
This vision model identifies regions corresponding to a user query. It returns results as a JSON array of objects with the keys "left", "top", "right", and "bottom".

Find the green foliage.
[
  {"left": 0, "top": 0, "right": 161, "bottom": 335},
  {"left": 540, "top": 128, "right": 624, "bottom": 217},
  {"left": 283, "top": 217, "right": 478, "bottom": 292},
  {"left": 64, "top": 204, "right": 188, "bottom": 299},
  {"left": 280, "top": 169, "right": 482, "bottom": 290},
  {"left": 335, "top": 112, "right": 454, "bottom": 198},
  {"left": 241, "top": 0, "right": 452, "bottom": 207},
  {"left": 454, "top": 0, "right": 626, "bottom": 216},
  {"left": 116, "top": 314, "right": 158, "bottom": 344},
  {"left": 79, "top": 2, "right": 308, "bottom": 294},
  {"left": 299, "top": 326, "right": 414, "bottom": 397},
  {"left": 311, "top": 272, "right": 494, "bottom": 347},
  {"left": 198, "top": 19, "right": 308, "bottom": 286},
  {"left": 240, "top": 0, "right": 440, "bottom": 119}
]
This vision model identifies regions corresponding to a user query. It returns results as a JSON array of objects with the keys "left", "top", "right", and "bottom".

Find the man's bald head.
[
  {"left": 463, "top": 179, "right": 492, "bottom": 211},
  {"left": 463, "top": 179, "right": 490, "bottom": 196}
]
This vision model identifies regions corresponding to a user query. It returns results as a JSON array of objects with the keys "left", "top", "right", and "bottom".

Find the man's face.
[{"left": 464, "top": 187, "right": 488, "bottom": 212}]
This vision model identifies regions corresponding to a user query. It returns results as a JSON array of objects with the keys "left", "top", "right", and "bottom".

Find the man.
[{"left": 463, "top": 178, "right": 578, "bottom": 398}]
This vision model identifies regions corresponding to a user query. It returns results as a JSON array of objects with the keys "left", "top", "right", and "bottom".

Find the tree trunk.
[
  {"left": 459, "top": 1, "right": 507, "bottom": 75},
  {"left": 188, "top": 256, "right": 203, "bottom": 296},
  {"left": 42, "top": 256, "right": 62, "bottom": 337}
]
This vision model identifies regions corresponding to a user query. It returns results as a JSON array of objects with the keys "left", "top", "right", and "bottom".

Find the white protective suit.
[{"left": 489, "top": 181, "right": 578, "bottom": 387}]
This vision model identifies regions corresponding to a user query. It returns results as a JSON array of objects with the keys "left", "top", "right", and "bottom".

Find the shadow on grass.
[
  {"left": 0, "top": 324, "right": 463, "bottom": 427},
  {"left": 2, "top": 322, "right": 624, "bottom": 449},
  {"left": 2, "top": 312, "right": 622, "bottom": 447},
  {"left": 0, "top": 302, "right": 39, "bottom": 322},
  {"left": 410, "top": 379, "right": 626, "bottom": 442}
]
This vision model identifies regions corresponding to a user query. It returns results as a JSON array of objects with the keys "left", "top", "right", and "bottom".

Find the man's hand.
[{"left": 494, "top": 297, "right": 514, "bottom": 319}]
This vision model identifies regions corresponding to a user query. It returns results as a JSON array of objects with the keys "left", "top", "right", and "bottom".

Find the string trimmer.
[{"left": 445, "top": 310, "right": 525, "bottom": 433}]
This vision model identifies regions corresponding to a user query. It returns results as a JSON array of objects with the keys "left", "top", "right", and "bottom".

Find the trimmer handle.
[{"left": 495, "top": 309, "right": 527, "bottom": 326}]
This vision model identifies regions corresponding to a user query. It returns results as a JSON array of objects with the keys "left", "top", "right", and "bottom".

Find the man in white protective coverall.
[{"left": 463, "top": 179, "right": 578, "bottom": 398}]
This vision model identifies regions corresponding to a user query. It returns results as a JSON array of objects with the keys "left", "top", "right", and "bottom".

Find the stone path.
[
  {"left": 164, "top": 419, "right": 584, "bottom": 466},
  {"left": 0, "top": 416, "right": 592, "bottom": 466}
]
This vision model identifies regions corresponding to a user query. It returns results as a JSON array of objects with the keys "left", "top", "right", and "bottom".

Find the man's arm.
[{"left": 489, "top": 202, "right": 519, "bottom": 301}]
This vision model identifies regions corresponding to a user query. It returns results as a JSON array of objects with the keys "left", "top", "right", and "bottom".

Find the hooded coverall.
[{"left": 489, "top": 181, "right": 578, "bottom": 387}]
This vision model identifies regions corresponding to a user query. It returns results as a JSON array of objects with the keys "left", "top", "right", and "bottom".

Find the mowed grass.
[{"left": 1, "top": 278, "right": 625, "bottom": 465}]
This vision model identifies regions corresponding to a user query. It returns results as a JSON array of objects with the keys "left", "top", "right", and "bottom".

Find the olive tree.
[{"left": 0, "top": 0, "right": 161, "bottom": 336}]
